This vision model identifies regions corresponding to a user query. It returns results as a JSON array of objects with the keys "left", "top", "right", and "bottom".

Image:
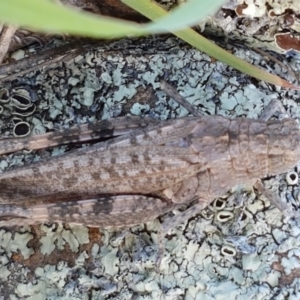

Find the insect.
[{"left": 0, "top": 96, "right": 298, "bottom": 235}]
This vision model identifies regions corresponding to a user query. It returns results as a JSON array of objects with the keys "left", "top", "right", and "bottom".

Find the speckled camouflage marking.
[
  {"left": 0, "top": 115, "right": 299, "bottom": 227},
  {"left": 0, "top": 116, "right": 162, "bottom": 155},
  {"left": 0, "top": 196, "right": 177, "bottom": 227},
  {"left": 0, "top": 145, "right": 201, "bottom": 203}
]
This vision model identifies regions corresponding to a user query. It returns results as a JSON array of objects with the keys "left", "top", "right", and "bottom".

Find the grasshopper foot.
[{"left": 254, "top": 180, "right": 300, "bottom": 218}]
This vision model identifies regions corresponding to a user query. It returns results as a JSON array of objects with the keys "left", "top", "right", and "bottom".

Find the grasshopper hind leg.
[
  {"left": 259, "top": 99, "right": 289, "bottom": 121},
  {"left": 155, "top": 197, "right": 211, "bottom": 268}
]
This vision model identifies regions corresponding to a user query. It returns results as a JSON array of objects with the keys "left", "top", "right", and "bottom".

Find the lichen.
[{"left": 1, "top": 33, "right": 300, "bottom": 298}]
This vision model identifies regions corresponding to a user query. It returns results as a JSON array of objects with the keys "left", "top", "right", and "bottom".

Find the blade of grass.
[
  {"left": 0, "top": 0, "right": 142, "bottom": 38},
  {"left": 0, "top": 0, "right": 225, "bottom": 38},
  {"left": 142, "top": 0, "right": 226, "bottom": 32},
  {"left": 123, "top": 0, "right": 300, "bottom": 89}
]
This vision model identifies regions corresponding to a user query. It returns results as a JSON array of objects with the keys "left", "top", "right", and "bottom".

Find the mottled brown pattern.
[{"left": 0, "top": 115, "right": 299, "bottom": 227}]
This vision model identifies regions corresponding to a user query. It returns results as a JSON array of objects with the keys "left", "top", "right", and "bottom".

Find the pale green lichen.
[
  {"left": 113, "top": 84, "right": 137, "bottom": 102},
  {"left": 0, "top": 257, "right": 10, "bottom": 280},
  {"left": 2, "top": 34, "right": 300, "bottom": 298},
  {"left": 262, "top": 269, "right": 281, "bottom": 287},
  {"left": 98, "top": 246, "right": 119, "bottom": 276},
  {"left": 11, "top": 49, "right": 25, "bottom": 60},
  {"left": 100, "top": 72, "right": 113, "bottom": 84},
  {"left": 281, "top": 256, "right": 300, "bottom": 275},
  {"left": 0, "top": 160, "right": 8, "bottom": 170},
  {"left": 0, "top": 229, "right": 33, "bottom": 259},
  {"left": 242, "top": 253, "right": 263, "bottom": 272},
  {"left": 80, "top": 87, "right": 95, "bottom": 106},
  {"left": 130, "top": 103, "right": 150, "bottom": 115},
  {"left": 39, "top": 224, "right": 89, "bottom": 255}
]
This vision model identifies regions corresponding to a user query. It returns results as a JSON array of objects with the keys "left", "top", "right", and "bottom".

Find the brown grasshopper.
[{"left": 0, "top": 95, "right": 299, "bottom": 235}]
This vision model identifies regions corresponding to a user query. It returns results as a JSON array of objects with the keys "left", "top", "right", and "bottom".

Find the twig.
[
  {"left": 254, "top": 47, "right": 299, "bottom": 85},
  {"left": 160, "top": 80, "right": 204, "bottom": 117},
  {"left": 0, "top": 40, "right": 102, "bottom": 81},
  {"left": 0, "top": 25, "right": 18, "bottom": 64}
]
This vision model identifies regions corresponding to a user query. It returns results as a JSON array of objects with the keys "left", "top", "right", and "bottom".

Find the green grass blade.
[
  {"left": 127, "top": 0, "right": 226, "bottom": 32},
  {"left": 0, "top": 0, "right": 225, "bottom": 38},
  {"left": 0, "top": 0, "right": 142, "bottom": 38}
]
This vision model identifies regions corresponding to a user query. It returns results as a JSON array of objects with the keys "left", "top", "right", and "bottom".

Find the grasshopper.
[{"left": 0, "top": 94, "right": 298, "bottom": 236}]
